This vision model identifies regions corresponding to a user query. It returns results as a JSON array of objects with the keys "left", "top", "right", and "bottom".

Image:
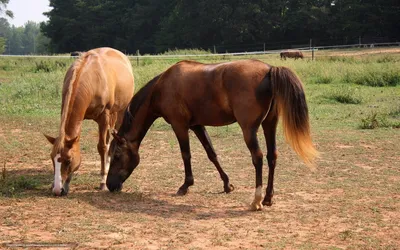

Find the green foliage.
[
  {"left": 352, "top": 71, "right": 400, "bottom": 87},
  {"left": 0, "top": 19, "right": 50, "bottom": 55},
  {"left": 40, "top": 1, "right": 400, "bottom": 54},
  {"left": 376, "top": 55, "right": 400, "bottom": 63},
  {"left": 314, "top": 75, "right": 334, "bottom": 84},
  {"left": 0, "top": 172, "right": 41, "bottom": 197},
  {"left": 326, "top": 86, "right": 362, "bottom": 104},
  {"left": 160, "top": 48, "right": 211, "bottom": 55},
  {"left": 0, "top": 0, "right": 13, "bottom": 18},
  {"left": 0, "top": 36, "right": 5, "bottom": 54},
  {"left": 359, "top": 112, "right": 400, "bottom": 129},
  {"left": 34, "top": 60, "right": 67, "bottom": 72}
]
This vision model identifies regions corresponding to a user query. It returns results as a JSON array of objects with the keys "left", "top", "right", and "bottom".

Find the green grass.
[
  {"left": 0, "top": 50, "right": 399, "bottom": 130},
  {"left": 0, "top": 164, "right": 45, "bottom": 197},
  {"left": 325, "top": 85, "right": 362, "bottom": 104}
]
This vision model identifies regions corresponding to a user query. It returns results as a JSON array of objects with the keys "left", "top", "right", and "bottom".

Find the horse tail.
[
  {"left": 57, "top": 52, "right": 90, "bottom": 148},
  {"left": 270, "top": 66, "right": 318, "bottom": 166}
]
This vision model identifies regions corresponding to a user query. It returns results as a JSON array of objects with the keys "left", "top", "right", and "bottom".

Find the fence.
[{"left": 1, "top": 42, "right": 399, "bottom": 62}]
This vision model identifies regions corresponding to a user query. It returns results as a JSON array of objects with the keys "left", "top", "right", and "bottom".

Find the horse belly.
[
  {"left": 190, "top": 105, "right": 236, "bottom": 126},
  {"left": 84, "top": 103, "right": 106, "bottom": 119}
]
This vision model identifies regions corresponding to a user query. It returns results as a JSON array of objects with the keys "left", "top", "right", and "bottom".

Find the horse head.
[
  {"left": 44, "top": 134, "right": 81, "bottom": 196},
  {"left": 106, "top": 130, "right": 139, "bottom": 192}
]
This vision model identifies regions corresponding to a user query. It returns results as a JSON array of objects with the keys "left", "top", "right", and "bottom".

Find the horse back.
[
  {"left": 63, "top": 48, "right": 134, "bottom": 120},
  {"left": 152, "top": 60, "right": 271, "bottom": 126}
]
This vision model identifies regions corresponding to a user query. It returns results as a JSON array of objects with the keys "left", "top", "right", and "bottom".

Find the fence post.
[
  {"left": 136, "top": 50, "right": 140, "bottom": 66},
  {"left": 263, "top": 43, "right": 265, "bottom": 52},
  {"left": 312, "top": 46, "right": 315, "bottom": 61},
  {"left": 309, "top": 39, "right": 312, "bottom": 50},
  {"left": 213, "top": 45, "right": 216, "bottom": 54}
]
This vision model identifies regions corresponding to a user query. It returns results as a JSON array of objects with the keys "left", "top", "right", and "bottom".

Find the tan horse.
[
  {"left": 280, "top": 50, "right": 304, "bottom": 60},
  {"left": 106, "top": 59, "right": 318, "bottom": 211},
  {"left": 44, "top": 47, "right": 135, "bottom": 196}
]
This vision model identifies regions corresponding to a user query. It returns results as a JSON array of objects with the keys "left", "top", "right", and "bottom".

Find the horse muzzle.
[
  {"left": 106, "top": 176, "right": 123, "bottom": 192},
  {"left": 52, "top": 181, "right": 70, "bottom": 196}
]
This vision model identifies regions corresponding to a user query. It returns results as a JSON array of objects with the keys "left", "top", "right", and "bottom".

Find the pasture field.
[{"left": 0, "top": 48, "right": 399, "bottom": 249}]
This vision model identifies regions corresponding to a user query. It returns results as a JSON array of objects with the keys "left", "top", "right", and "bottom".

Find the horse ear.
[
  {"left": 111, "top": 130, "right": 126, "bottom": 144},
  {"left": 44, "top": 134, "right": 56, "bottom": 145},
  {"left": 65, "top": 136, "right": 80, "bottom": 148}
]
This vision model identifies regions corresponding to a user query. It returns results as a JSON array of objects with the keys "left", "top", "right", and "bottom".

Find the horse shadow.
[
  {"left": 1, "top": 169, "right": 253, "bottom": 220},
  {"left": 66, "top": 189, "right": 253, "bottom": 220}
]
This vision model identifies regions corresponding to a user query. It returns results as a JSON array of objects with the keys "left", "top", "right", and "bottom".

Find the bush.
[
  {"left": 327, "top": 86, "right": 362, "bottom": 104},
  {"left": 359, "top": 112, "right": 400, "bottom": 129},
  {"left": 315, "top": 75, "right": 334, "bottom": 84},
  {"left": 352, "top": 71, "right": 400, "bottom": 87},
  {"left": 0, "top": 175, "right": 41, "bottom": 197},
  {"left": 34, "top": 60, "right": 68, "bottom": 73}
]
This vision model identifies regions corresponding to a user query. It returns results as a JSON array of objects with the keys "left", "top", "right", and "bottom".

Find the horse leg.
[
  {"left": 261, "top": 113, "right": 278, "bottom": 206},
  {"left": 191, "top": 125, "right": 234, "bottom": 193},
  {"left": 172, "top": 125, "right": 194, "bottom": 196},
  {"left": 242, "top": 127, "right": 264, "bottom": 211},
  {"left": 96, "top": 111, "right": 111, "bottom": 190}
]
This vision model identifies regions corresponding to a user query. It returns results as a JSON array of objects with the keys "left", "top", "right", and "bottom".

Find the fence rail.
[{"left": 0, "top": 42, "right": 399, "bottom": 60}]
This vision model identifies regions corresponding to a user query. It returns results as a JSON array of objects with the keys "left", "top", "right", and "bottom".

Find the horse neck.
[
  {"left": 63, "top": 109, "right": 85, "bottom": 140},
  {"left": 59, "top": 78, "right": 91, "bottom": 142},
  {"left": 124, "top": 102, "right": 157, "bottom": 147}
]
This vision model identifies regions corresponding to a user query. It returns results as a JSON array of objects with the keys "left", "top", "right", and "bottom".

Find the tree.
[
  {"left": 40, "top": 0, "right": 400, "bottom": 54},
  {"left": 0, "top": 36, "right": 5, "bottom": 53},
  {"left": 0, "top": 0, "right": 13, "bottom": 18}
]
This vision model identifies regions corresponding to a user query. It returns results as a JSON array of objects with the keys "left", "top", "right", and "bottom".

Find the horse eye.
[{"left": 65, "top": 159, "right": 71, "bottom": 165}]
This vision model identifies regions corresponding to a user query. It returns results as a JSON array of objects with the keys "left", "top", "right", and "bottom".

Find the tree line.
[
  {"left": 0, "top": 18, "right": 50, "bottom": 54},
  {"left": 2, "top": 0, "right": 400, "bottom": 55}
]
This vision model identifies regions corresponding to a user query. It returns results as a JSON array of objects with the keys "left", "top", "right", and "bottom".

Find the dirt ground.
[{"left": 0, "top": 117, "right": 399, "bottom": 249}]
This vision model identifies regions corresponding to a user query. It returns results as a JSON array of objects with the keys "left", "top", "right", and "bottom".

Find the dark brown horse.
[
  {"left": 280, "top": 50, "right": 304, "bottom": 60},
  {"left": 44, "top": 47, "right": 135, "bottom": 196},
  {"left": 107, "top": 59, "right": 317, "bottom": 210}
]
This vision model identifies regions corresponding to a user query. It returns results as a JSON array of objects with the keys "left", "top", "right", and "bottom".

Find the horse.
[
  {"left": 280, "top": 50, "right": 304, "bottom": 60},
  {"left": 44, "top": 47, "right": 135, "bottom": 196},
  {"left": 106, "top": 59, "right": 317, "bottom": 210},
  {"left": 70, "top": 51, "right": 83, "bottom": 57}
]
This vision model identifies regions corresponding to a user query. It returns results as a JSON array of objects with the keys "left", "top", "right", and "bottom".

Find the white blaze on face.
[{"left": 53, "top": 154, "right": 63, "bottom": 195}]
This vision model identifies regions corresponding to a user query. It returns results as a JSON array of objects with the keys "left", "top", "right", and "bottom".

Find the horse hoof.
[
  {"left": 99, "top": 183, "right": 107, "bottom": 191},
  {"left": 224, "top": 184, "right": 235, "bottom": 193},
  {"left": 250, "top": 201, "right": 263, "bottom": 211},
  {"left": 176, "top": 188, "right": 188, "bottom": 196},
  {"left": 262, "top": 200, "right": 273, "bottom": 206}
]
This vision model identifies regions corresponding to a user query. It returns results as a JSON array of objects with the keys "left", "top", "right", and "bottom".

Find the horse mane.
[
  {"left": 118, "top": 74, "right": 161, "bottom": 136},
  {"left": 55, "top": 51, "right": 93, "bottom": 152}
]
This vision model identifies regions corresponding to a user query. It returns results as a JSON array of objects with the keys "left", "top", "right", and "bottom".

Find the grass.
[
  {"left": 0, "top": 48, "right": 399, "bottom": 249},
  {"left": 0, "top": 163, "right": 44, "bottom": 197},
  {"left": 325, "top": 85, "right": 362, "bottom": 104},
  {"left": 359, "top": 111, "right": 400, "bottom": 129}
]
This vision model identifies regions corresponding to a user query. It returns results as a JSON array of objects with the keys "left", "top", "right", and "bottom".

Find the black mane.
[{"left": 118, "top": 74, "right": 161, "bottom": 135}]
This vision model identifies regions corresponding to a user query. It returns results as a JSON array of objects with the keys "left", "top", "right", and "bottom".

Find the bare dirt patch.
[{"left": 1, "top": 120, "right": 399, "bottom": 249}]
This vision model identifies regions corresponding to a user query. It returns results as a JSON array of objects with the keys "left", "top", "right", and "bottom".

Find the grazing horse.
[
  {"left": 44, "top": 47, "right": 135, "bottom": 196},
  {"left": 107, "top": 59, "right": 317, "bottom": 210},
  {"left": 280, "top": 50, "right": 304, "bottom": 60}
]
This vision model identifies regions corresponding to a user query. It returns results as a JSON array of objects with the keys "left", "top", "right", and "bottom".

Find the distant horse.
[
  {"left": 44, "top": 47, "right": 135, "bottom": 196},
  {"left": 107, "top": 59, "right": 317, "bottom": 210},
  {"left": 280, "top": 50, "right": 304, "bottom": 60},
  {"left": 70, "top": 51, "right": 83, "bottom": 57}
]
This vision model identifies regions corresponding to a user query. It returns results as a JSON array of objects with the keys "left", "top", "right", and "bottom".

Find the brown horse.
[
  {"left": 44, "top": 47, "right": 135, "bottom": 196},
  {"left": 280, "top": 50, "right": 304, "bottom": 60},
  {"left": 107, "top": 59, "right": 317, "bottom": 210}
]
